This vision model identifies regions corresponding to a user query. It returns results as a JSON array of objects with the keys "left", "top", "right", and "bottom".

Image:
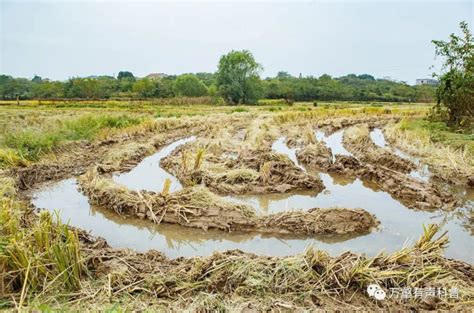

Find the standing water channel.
[
  {"left": 370, "top": 128, "right": 431, "bottom": 182},
  {"left": 31, "top": 132, "right": 474, "bottom": 262}
]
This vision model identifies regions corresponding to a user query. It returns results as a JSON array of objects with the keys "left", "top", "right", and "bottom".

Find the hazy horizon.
[{"left": 1, "top": 1, "right": 472, "bottom": 84}]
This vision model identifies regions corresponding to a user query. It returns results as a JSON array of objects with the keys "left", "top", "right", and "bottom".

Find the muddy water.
[
  {"left": 31, "top": 178, "right": 363, "bottom": 258},
  {"left": 113, "top": 136, "right": 195, "bottom": 192},
  {"left": 369, "top": 128, "right": 431, "bottom": 182},
  {"left": 31, "top": 137, "right": 474, "bottom": 263},
  {"left": 230, "top": 135, "right": 474, "bottom": 262},
  {"left": 369, "top": 128, "right": 388, "bottom": 148},
  {"left": 315, "top": 130, "right": 352, "bottom": 160},
  {"left": 272, "top": 137, "right": 304, "bottom": 170}
]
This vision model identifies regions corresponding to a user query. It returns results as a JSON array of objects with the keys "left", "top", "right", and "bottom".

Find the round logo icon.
[{"left": 367, "top": 284, "right": 386, "bottom": 300}]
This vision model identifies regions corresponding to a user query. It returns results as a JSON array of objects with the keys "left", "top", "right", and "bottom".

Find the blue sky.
[{"left": 1, "top": 1, "right": 472, "bottom": 84}]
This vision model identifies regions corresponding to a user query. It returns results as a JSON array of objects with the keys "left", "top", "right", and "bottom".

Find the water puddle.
[
  {"left": 30, "top": 137, "right": 474, "bottom": 263},
  {"left": 31, "top": 177, "right": 473, "bottom": 262},
  {"left": 113, "top": 136, "right": 195, "bottom": 192},
  {"left": 31, "top": 178, "right": 363, "bottom": 258},
  {"left": 223, "top": 172, "right": 473, "bottom": 262},
  {"left": 272, "top": 137, "right": 304, "bottom": 170},
  {"left": 369, "top": 128, "right": 387, "bottom": 148},
  {"left": 315, "top": 130, "right": 352, "bottom": 160},
  {"left": 369, "top": 128, "right": 431, "bottom": 182}
]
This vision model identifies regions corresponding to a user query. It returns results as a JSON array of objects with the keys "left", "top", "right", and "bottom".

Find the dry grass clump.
[
  {"left": 343, "top": 123, "right": 370, "bottom": 145},
  {"left": 0, "top": 148, "right": 30, "bottom": 169},
  {"left": 296, "top": 142, "right": 333, "bottom": 169},
  {"left": 161, "top": 178, "right": 172, "bottom": 196},
  {"left": 214, "top": 168, "right": 259, "bottom": 184},
  {"left": 78, "top": 167, "right": 257, "bottom": 231},
  {"left": 258, "top": 207, "right": 378, "bottom": 235},
  {"left": 0, "top": 174, "right": 16, "bottom": 198},
  {"left": 193, "top": 147, "right": 206, "bottom": 170},
  {"left": 384, "top": 121, "right": 474, "bottom": 186},
  {"left": 0, "top": 200, "right": 86, "bottom": 303},
  {"left": 303, "top": 126, "right": 317, "bottom": 145},
  {"left": 100, "top": 142, "right": 155, "bottom": 172},
  {"left": 73, "top": 224, "right": 473, "bottom": 311}
]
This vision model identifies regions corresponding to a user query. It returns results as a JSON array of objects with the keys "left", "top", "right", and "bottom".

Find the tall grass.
[
  {"left": 384, "top": 119, "right": 473, "bottom": 183},
  {"left": 272, "top": 106, "right": 428, "bottom": 124},
  {"left": 0, "top": 201, "right": 86, "bottom": 299},
  {"left": 194, "top": 148, "right": 206, "bottom": 170}
]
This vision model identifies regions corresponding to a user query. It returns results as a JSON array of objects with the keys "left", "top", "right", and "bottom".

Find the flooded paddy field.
[
  {"left": 3, "top": 105, "right": 473, "bottom": 311},
  {"left": 30, "top": 115, "right": 473, "bottom": 263}
]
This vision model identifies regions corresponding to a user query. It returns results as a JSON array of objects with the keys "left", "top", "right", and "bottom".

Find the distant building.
[
  {"left": 416, "top": 78, "right": 438, "bottom": 86},
  {"left": 145, "top": 73, "right": 168, "bottom": 80}
]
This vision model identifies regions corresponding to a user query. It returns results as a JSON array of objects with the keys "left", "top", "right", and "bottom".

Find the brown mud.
[
  {"left": 3, "top": 112, "right": 474, "bottom": 310},
  {"left": 78, "top": 167, "right": 378, "bottom": 236},
  {"left": 79, "top": 224, "right": 473, "bottom": 311},
  {"left": 295, "top": 126, "right": 458, "bottom": 210},
  {"left": 160, "top": 137, "right": 324, "bottom": 195},
  {"left": 343, "top": 123, "right": 416, "bottom": 173}
]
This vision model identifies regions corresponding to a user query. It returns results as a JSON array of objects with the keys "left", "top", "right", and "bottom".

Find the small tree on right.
[{"left": 432, "top": 21, "right": 473, "bottom": 129}]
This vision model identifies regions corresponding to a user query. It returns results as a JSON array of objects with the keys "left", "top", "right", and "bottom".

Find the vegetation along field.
[{"left": 0, "top": 22, "right": 473, "bottom": 312}]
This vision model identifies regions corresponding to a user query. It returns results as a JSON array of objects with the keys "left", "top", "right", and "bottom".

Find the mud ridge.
[
  {"left": 10, "top": 119, "right": 203, "bottom": 191},
  {"left": 161, "top": 143, "right": 325, "bottom": 195},
  {"left": 298, "top": 150, "right": 458, "bottom": 210},
  {"left": 82, "top": 225, "right": 473, "bottom": 311},
  {"left": 78, "top": 167, "right": 378, "bottom": 236},
  {"left": 343, "top": 123, "right": 415, "bottom": 173},
  {"left": 284, "top": 116, "right": 401, "bottom": 148}
]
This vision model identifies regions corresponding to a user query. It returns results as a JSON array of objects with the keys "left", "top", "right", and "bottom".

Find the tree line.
[{"left": 0, "top": 53, "right": 436, "bottom": 104}]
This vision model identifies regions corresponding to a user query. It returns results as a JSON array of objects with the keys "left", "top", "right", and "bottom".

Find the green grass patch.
[
  {"left": 398, "top": 119, "right": 474, "bottom": 153},
  {"left": 231, "top": 107, "right": 248, "bottom": 113},
  {"left": 0, "top": 115, "right": 143, "bottom": 166}
]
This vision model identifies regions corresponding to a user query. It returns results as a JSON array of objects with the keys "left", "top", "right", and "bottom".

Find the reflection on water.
[
  {"left": 31, "top": 179, "right": 366, "bottom": 258},
  {"left": 30, "top": 136, "right": 474, "bottom": 263},
  {"left": 369, "top": 128, "right": 431, "bottom": 183},
  {"left": 315, "top": 130, "right": 352, "bottom": 160},
  {"left": 272, "top": 137, "right": 304, "bottom": 170},
  {"left": 113, "top": 136, "right": 196, "bottom": 192},
  {"left": 223, "top": 171, "right": 474, "bottom": 262},
  {"left": 370, "top": 128, "right": 387, "bottom": 148},
  {"left": 31, "top": 177, "right": 474, "bottom": 262}
]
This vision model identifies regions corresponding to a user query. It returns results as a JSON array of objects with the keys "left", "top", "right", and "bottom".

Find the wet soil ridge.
[
  {"left": 9, "top": 117, "right": 204, "bottom": 191},
  {"left": 160, "top": 141, "right": 324, "bottom": 195},
  {"left": 383, "top": 125, "right": 474, "bottom": 187},
  {"left": 343, "top": 124, "right": 416, "bottom": 173},
  {"left": 295, "top": 135, "right": 458, "bottom": 210},
  {"left": 78, "top": 167, "right": 378, "bottom": 236},
  {"left": 284, "top": 116, "right": 401, "bottom": 148},
  {"left": 296, "top": 141, "right": 333, "bottom": 169},
  {"left": 88, "top": 225, "right": 473, "bottom": 311},
  {"left": 317, "top": 154, "right": 457, "bottom": 210}
]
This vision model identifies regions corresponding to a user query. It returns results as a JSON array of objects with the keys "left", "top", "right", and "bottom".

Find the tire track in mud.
[
  {"left": 77, "top": 166, "right": 378, "bottom": 237},
  {"left": 25, "top": 114, "right": 473, "bottom": 263},
  {"left": 295, "top": 123, "right": 459, "bottom": 211}
]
